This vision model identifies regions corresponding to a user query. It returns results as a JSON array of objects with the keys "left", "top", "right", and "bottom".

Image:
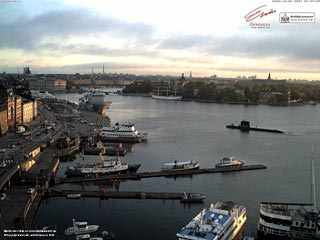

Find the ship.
[
  {"left": 100, "top": 122, "right": 147, "bottom": 143},
  {"left": 161, "top": 160, "right": 200, "bottom": 172},
  {"left": 177, "top": 201, "right": 247, "bottom": 240},
  {"left": 215, "top": 157, "right": 245, "bottom": 168},
  {"left": 65, "top": 219, "right": 99, "bottom": 235},
  {"left": 152, "top": 87, "right": 182, "bottom": 101},
  {"left": 65, "top": 153, "right": 141, "bottom": 177},
  {"left": 257, "top": 152, "right": 320, "bottom": 239},
  {"left": 79, "top": 92, "right": 112, "bottom": 116},
  {"left": 226, "top": 120, "right": 284, "bottom": 134}
]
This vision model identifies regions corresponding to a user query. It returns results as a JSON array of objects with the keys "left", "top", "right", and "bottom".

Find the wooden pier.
[
  {"left": 46, "top": 188, "right": 202, "bottom": 201},
  {"left": 57, "top": 164, "right": 267, "bottom": 184}
]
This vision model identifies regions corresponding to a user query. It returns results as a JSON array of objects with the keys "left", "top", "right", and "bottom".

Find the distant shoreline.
[{"left": 119, "top": 93, "right": 314, "bottom": 106}]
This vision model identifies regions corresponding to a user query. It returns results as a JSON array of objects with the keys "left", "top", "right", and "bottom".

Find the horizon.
[{"left": 1, "top": 0, "right": 319, "bottom": 80}]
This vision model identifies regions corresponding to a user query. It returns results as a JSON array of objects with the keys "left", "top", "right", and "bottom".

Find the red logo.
[{"left": 244, "top": 5, "right": 276, "bottom": 22}]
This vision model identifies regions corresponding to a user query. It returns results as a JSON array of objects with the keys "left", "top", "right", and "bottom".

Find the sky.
[{"left": 0, "top": 0, "right": 319, "bottom": 80}]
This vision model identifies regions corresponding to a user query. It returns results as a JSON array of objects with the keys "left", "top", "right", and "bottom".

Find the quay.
[
  {"left": 46, "top": 188, "right": 202, "bottom": 201},
  {"left": 57, "top": 164, "right": 267, "bottom": 184}
]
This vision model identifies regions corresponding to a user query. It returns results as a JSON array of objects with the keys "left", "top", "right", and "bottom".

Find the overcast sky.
[{"left": 0, "top": 0, "right": 319, "bottom": 79}]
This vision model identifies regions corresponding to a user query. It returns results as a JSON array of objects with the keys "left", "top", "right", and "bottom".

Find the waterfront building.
[
  {"left": 22, "top": 99, "right": 35, "bottom": 124},
  {"left": 28, "top": 77, "right": 66, "bottom": 92},
  {"left": 0, "top": 106, "right": 8, "bottom": 135}
]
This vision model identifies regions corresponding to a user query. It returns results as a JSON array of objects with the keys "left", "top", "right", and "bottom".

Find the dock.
[
  {"left": 46, "top": 188, "right": 203, "bottom": 201},
  {"left": 57, "top": 164, "right": 267, "bottom": 184},
  {"left": 82, "top": 147, "right": 127, "bottom": 156}
]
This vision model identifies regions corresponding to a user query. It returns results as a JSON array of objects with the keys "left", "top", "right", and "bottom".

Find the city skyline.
[{"left": 0, "top": 0, "right": 320, "bottom": 80}]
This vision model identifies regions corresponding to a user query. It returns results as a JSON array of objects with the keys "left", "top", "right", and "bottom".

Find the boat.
[
  {"left": 100, "top": 122, "right": 147, "bottom": 143},
  {"left": 257, "top": 152, "right": 320, "bottom": 239},
  {"left": 152, "top": 87, "right": 182, "bottom": 101},
  {"left": 177, "top": 201, "right": 247, "bottom": 240},
  {"left": 215, "top": 157, "right": 245, "bottom": 168},
  {"left": 66, "top": 193, "right": 82, "bottom": 199},
  {"left": 65, "top": 153, "right": 141, "bottom": 178},
  {"left": 161, "top": 160, "right": 200, "bottom": 172},
  {"left": 65, "top": 219, "right": 99, "bottom": 235},
  {"left": 79, "top": 92, "right": 112, "bottom": 116},
  {"left": 181, "top": 192, "right": 205, "bottom": 203},
  {"left": 226, "top": 120, "right": 284, "bottom": 134}
]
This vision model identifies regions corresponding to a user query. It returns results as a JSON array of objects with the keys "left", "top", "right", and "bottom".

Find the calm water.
[{"left": 35, "top": 94, "right": 320, "bottom": 239}]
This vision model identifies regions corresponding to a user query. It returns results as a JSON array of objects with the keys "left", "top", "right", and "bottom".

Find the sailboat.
[
  {"left": 257, "top": 148, "right": 320, "bottom": 239},
  {"left": 152, "top": 87, "right": 182, "bottom": 101}
]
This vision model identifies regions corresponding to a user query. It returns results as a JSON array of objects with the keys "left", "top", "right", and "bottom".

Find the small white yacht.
[
  {"left": 215, "top": 157, "right": 245, "bottom": 168},
  {"left": 65, "top": 219, "right": 99, "bottom": 235},
  {"left": 161, "top": 160, "right": 200, "bottom": 171}
]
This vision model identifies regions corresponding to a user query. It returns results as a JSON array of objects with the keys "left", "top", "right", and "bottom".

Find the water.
[{"left": 35, "top": 94, "right": 320, "bottom": 239}]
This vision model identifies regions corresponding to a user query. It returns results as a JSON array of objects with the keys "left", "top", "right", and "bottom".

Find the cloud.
[{"left": 0, "top": 7, "right": 154, "bottom": 51}]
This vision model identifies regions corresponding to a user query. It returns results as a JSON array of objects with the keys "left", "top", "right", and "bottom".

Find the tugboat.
[
  {"left": 65, "top": 153, "right": 140, "bottom": 178},
  {"left": 226, "top": 120, "right": 284, "bottom": 134},
  {"left": 177, "top": 201, "right": 247, "bottom": 240}
]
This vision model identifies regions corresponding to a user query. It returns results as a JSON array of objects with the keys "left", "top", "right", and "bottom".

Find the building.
[
  {"left": 0, "top": 107, "right": 8, "bottom": 135},
  {"left": 7, "top": 89, "right": 15, "bottom": 128},
  {"left": 28, "top": 77, "right": 67, "bottom": 92},
  {"left": 22, "top": 100, "right": 34, "bottom": 124},
  {"left": 15, "top": 96, "right": 22, "bottom": 124}
]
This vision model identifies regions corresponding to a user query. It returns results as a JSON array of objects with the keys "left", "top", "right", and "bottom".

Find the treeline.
[{"left": 123, "top": 80, "right": 320, "bottom": 104}]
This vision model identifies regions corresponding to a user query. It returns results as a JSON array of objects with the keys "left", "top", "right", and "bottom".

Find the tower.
[
  {"left": 267, "top": 72, "right": 271, "bottom": 80},
  {"left": 103, "top": 65, "right": 105, "bottom": 74}
]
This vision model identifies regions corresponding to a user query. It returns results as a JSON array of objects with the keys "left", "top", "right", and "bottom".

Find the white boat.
[
  {"left": 177, "top": 201, "right": 247, "bottom": 240},
  {"left": 65, "top": 219, "right": 99, "bottom": 235},
  {"left": 161, "top": 160, "right": 200, "bottom": 171},
  {"left": 257, "top": 153, "right": 320, "bottom": 239},
  {"left": 152, "top": 87, "right": 182, "bottom": 101},
  {"left": 100, "top": 122, "right": 147, "bottom": 142},
  {"left": 66, "top": 194, "right": 82, "bottom": 199},
  {"left": 79, "top": 92, "right": 112, "bottom": 116},
  {"left": 215, "top": 157, "right": 245, "bottom": 168},
  {"left": 65, "top": 153, "right": 141, "bottom": 177}
]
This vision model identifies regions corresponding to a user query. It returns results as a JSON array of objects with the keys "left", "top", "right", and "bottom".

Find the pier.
[
  {"left": 57, "top": 164, "right": 267, "bottom": 184},
  {"left": 46, "top": 188, "right": 202, "bottom": 201}
]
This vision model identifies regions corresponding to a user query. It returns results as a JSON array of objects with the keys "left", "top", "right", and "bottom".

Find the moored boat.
[
  {"left": 65, "top": 154, "right": 141, "bottom": 178},
  {"left": 66, "top": 193, "right": 82, "bottom": 199},
  {"left": 180, "top": 192, "right": 205, "bottom": 203},
  {"left": 161, "top": 160, "right": 200, "bottom": 172},
  {"left": 177, "top": 201, "right": 246, "bottom": 240},
  {"left": 65, "top": 219, "right": 99, "bottom": 235},
  {"left": 215, "top": 157, "right": 245, "bottom": 168},
  {"left": 100, "top": 122, "right": 147, "bottom": 143}
]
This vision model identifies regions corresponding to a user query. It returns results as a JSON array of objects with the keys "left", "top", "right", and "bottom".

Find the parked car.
[
  {"left": 0, "top": 193, "right": 6, "bottom": 200},
  {"left": 0, "top": 162, "right": 6, "bottom": 168},
  {"left": 0, "top": 148, "right": 6, "bottom": 153},
  {"left": 27, "top": 188, "right": 35, "bottom": 195}
]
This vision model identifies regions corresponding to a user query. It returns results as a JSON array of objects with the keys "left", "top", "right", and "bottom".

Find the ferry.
[
  {"left": 161, "top": 160, "right": 200, "bottom": 172},
  {"left": 177, "top": 201, "right": 247, "bottom": 240},
  {"left": 65, "top": 219, "right": 99, "bottom": 235},
  {"left": 215, "top": 157, "right": 245, "bottom": 168},
  {"left": 257, "top": 153, "right": 320, "bottom": 239},
  {"left": 257, "top": 202, "right": 319, "bottom": 239},
  {"left": 65, "top": 154, "right": 141, "bottom": 177},
  {"left": 100, "top": 122, "right": 148, "bottom": 143}
]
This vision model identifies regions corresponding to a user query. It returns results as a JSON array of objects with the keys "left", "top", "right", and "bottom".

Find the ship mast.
[{"left": 311, "top": 146, "right": 317, "bottom": 211}]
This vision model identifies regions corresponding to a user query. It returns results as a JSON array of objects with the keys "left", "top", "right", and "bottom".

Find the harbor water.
[{"left": 35, "top": 94, "right": 320, "bottom": 239}]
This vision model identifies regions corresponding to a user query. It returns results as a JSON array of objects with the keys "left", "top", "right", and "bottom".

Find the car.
[
  {"left": 0, "top": 162, "right": 6, "bottom": 168},
  {"left": 10, "top": 144, "right": 16, "bottom": 149},
  {"left": 89, "top": 122, "right": 95, "bottom": 126},
  {"left": 27, "top": 188, "right": 35, "bottom": 195},
  {"left": 0, "top": 148, "right": 6, "bottom": 153},
  {"left": 0, "top": 193, "right": 6, "bottom": 200},
  {"left": 36, "top": 132, "right": 41, "bottom": 136}
]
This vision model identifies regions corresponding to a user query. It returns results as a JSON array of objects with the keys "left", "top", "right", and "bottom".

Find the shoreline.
[{"left": 119, "top": 93, "right": 315, "bottom": 106}]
